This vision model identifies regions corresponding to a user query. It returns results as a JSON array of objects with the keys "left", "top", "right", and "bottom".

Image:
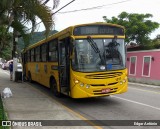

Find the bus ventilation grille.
[
  {"left": 85, "top": 72, "right": 122, "bottom": 79},
  {"left": 91, "top": 82, "right": 118, "bottom": 86}
]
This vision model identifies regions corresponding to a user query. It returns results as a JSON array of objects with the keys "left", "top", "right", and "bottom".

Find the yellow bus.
[{"left": 22, "top": 22, "right": 128, "bottom": 98}]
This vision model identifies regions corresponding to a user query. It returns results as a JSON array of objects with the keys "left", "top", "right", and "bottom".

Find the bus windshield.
[{"left": 72, "top": 38, "right": 126, "bottom": 72}]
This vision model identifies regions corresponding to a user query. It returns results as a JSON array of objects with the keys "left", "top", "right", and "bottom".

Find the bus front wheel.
[{"left": 50, "top": 78, "right": 61, "bottom": 97}]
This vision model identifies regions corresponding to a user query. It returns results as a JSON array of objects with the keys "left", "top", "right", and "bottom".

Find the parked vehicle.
[
  {"left": 0, "top": 58, "right": 6, "bottom": 68},
  {"left": 2, "top": 63, "right": 7, "bottom": 70},
  {"left": 5, "top": 60, "right": 13, "bottom": 70}
]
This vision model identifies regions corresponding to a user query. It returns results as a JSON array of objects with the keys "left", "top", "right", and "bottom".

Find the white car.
[
  {"left": 2, "top": 63, "right": 7, "bottom": 70},
  {"left": 6, "top": 60, "right": 13, "bottom": 69}
]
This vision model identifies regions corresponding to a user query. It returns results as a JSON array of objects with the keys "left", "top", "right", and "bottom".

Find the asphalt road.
[
  {"left": 1, "top": 69, "right": 160, "bottom": 129},
  {"left": 53, "top": 83, "right": 160, "bottom": 129}
]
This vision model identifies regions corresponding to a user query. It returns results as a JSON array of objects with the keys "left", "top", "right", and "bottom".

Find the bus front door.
[{"left": 58, "top": 39, "right": 70, "bottom": 96}]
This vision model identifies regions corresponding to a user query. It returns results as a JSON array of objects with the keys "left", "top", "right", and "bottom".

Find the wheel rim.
[{"left": 50, "top": 79, "right": 60, "bottom": 97}]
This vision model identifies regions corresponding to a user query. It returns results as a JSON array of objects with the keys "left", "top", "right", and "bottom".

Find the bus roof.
[{"left": 24, "top": 22, "right": 125, "bottom": 52}]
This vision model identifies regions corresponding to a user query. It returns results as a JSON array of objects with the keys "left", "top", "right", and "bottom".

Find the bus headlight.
[
  {"left": 120, "top": 81, "right": 123, "bottom": 85},
  {"left": 74, "top": 79, "right": 79, "bottom": 84},
  {"left": 80, "top": 83, "right": 84, "bottom": 87},
  {"left": 86, "top": 84, "right": 90, "bottom": 88},
  {"left": 123, "top": 79, "right": 126, "bottom": 83}
]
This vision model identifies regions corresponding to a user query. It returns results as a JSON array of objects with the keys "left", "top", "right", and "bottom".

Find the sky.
[{"left": 39, "top": 0, "right": 160, "bottom": 39}]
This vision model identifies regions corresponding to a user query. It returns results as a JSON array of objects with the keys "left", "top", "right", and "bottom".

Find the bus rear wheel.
[{"left": 50, "top": 78, "right": 61, "bottom": 97}]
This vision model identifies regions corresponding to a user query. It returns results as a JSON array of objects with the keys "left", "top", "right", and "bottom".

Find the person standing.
[{"left": 9, "top": 61, "right": 13, "bottom": 80}]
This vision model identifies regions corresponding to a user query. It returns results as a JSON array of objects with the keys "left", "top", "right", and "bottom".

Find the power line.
[
  {"left": 58, "top": 0, "right": 132, "bottom": 14},
  {"left": 26, "top": 0, "right": 75, "bottom": 32}
]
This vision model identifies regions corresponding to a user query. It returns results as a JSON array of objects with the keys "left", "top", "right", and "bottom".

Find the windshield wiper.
[
  {"left": 87, "top": 36, "right": 105, "bottom": 65},
  {"left": 105, "top": 36, "right": 122, "bottom": 65}
]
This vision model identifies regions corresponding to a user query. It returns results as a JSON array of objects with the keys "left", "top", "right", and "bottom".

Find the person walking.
[{"left": 9, "top": 61, "right": 13, "bottom": 80}]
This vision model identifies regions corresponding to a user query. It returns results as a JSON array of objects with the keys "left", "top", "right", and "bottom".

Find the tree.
[
  {"left": 151, "top": 35, "right": 160, "bottom": 49},
  {"left": 103, "top": 12, "right": 159, "bottom": 45},
  {"left": 0, "top": 0, "right": 59, "bottom": 57},
  {"left": 0, "top": 26, "right": 12, "bottom": 59}
]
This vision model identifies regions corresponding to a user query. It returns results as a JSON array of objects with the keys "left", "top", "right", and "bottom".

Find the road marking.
[
  {"left": 112, "top": 96, "right": 160, "bottom": 111},
  {"left": 129, "top": 87, "right": 160, "bottom": 94}
]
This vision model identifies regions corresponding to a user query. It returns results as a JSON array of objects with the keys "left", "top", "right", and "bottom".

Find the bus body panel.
[
  {"left": 26, "top": 62, "right": 59, "bottom": 88},
  {"left": 22, "top": 22, "right": 128, "bottom": 98},
  {"left": 70, "top": 69, "right": 128, "bottom": 98}
]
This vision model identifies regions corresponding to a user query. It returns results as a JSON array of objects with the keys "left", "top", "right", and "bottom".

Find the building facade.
[{"left": 127, "top": 49, "right": 160, "bottom": 85}]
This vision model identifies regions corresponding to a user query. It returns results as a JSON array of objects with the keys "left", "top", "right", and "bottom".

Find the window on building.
[
  {"left": 35, "top": 46, "right": 40, "bottom": 62},
  {"left": 142, "top": 56, "right": 151, "bottom": 77},
  {"left": 49, "top": 40, "right": 58, "bottom": 62},
  {"left": 129, "top": 56, "right": 137, "bottom": 75}
]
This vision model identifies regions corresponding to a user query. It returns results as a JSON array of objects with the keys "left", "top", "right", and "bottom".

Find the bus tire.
[
  {"left": 28, "top": 72, "right": 33, "bottom": 83},
  {"left": 50, "top": 78, "right": 61, "bottom": 97}
]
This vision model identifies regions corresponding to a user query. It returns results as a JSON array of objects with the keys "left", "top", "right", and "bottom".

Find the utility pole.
[{"left": 12, "top": 30, "right": 18, "bottom": 58}]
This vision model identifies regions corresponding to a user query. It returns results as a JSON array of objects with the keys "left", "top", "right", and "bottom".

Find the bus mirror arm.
[{"left": 70, "top": 36, "right": 75, "bottom": 57}]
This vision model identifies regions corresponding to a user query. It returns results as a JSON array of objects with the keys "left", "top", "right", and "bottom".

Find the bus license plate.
[{"left": 102, "top": 89, "right": 111, "bottom": 93}]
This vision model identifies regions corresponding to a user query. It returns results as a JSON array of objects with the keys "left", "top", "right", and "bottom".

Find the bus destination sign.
[{"left": 73, "top": 25, "right": 124, "bottom": 36}]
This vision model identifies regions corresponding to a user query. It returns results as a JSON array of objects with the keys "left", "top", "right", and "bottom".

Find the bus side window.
[
  {"left": 27, "top": 50, "right": 31, "bottom": 62},
  {"left": 60, "top": 46, "right": 66, "bottom": 65},
  {"left": 25, "top": 53, "right": 28, "bottom": 63},
  {"left": 31, "top": 49, "right": 35, "bottom": 62},
  {"left": 35, "top": 46, "right": 40, "bottom": 62},
  {"left": 41, "top": 44, "right": 47, "bottom": 62},
  {"left": 48, "top": 40, "right": 58, "bottom": 62}
]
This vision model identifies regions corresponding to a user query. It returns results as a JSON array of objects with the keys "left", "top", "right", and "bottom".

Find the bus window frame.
[
  {"left": 31, "top": 48, "right": 35, "bottom": 62},
  {"left": 35, "top": 46, "right": 41, "bottom": 62},
  {"left": 25, "top": 52, "right": 28, "bottom": 63},
  {"left": 48, "top": 39, "right": 58, "bottom": 62},
  {"left": 41, "top": 43, "right": 48, "bottom": 62},
  {"left": 27, "top": 50, "right": 31, "bottom": 62}
]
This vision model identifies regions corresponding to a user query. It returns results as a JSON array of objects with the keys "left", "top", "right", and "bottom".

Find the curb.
[{"left": 129, "top": 82, "right": 160, "bottom": 88}]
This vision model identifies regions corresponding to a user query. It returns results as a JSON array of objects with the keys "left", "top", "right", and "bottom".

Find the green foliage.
[
  {"left": 0, "top": 94, "right": 10, "bottom": 129},
  {"left": 1, "top": 46, "right": 12, "bottom": 60},
  {"left": 17, "top": 30, "right": 58, "bottom": 50},
  {"left": 151, "top": 36, "right": 160, "bottom": 48},
  {"left": 0, "top": 0, "right": 57, "bottom": 36},
  {"left": 103, "top": 12, "right": 159, "bottom": 45},
  {"left": 0, "top": 0, "right": 59, "bottom": 57},
  {"left": 0, "top": 26, "right": 12, "bottom": 60}
]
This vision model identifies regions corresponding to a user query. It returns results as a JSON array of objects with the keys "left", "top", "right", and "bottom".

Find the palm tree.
[
  {"left": 0, "top": 0, "right": 59, "bottom": 57},
  {"left": 0, "top": 26, "right": 12, "bottom": 58}
]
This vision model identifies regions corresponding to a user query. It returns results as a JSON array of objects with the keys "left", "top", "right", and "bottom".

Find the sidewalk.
[{"left": 0, "top": 69, "right": 96, "bottom": 129}]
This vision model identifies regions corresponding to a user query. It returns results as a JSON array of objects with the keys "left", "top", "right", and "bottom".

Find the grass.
[{"left": 0, "top": 96, "right": 10, "bottom": 129}]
